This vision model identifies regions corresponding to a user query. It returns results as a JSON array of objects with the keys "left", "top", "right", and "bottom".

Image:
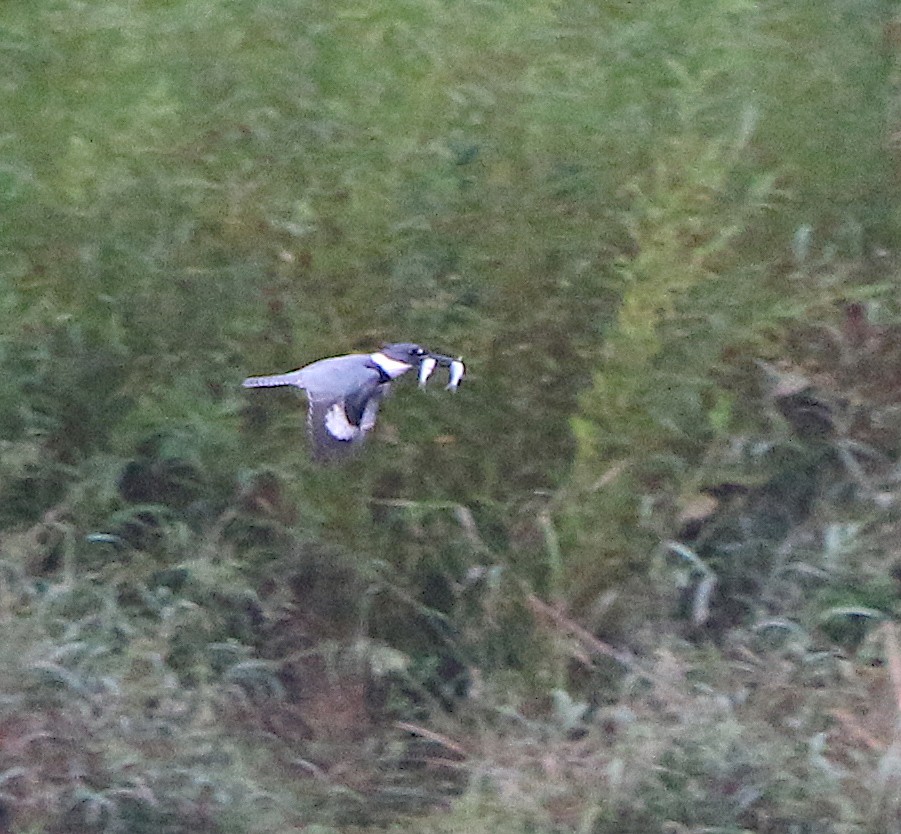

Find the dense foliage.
[{"left": 2, "top": 0, "right": 901, "bottom": 831}]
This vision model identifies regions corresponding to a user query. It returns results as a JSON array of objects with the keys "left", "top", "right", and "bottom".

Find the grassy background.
[{"left": 2, "top": 0, "right": 901, "bottom": 831}]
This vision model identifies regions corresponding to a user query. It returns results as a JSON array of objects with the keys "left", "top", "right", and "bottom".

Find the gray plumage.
[{"left": 243, "top": 344, "right": 427, "bottom": 461}]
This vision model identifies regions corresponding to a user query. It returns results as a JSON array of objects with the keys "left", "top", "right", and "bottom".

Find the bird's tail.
[{"left": 242, "top": 371, "right": 304, "bottom": 389}]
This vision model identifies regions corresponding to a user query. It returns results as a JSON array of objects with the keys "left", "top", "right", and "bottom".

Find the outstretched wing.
[{"left": 306, "top": 380, "right": 387, "bottom": 462}]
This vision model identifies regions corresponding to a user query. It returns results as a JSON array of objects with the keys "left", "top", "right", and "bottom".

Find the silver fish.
[
  {"left": 446, "top": 359, "right": 465, "bottom": 391},
  {"left": 418, "top": 356, "right": 438, "bottom": 388}
]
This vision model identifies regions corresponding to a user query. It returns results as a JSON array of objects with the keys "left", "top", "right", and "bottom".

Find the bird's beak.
[{"left": 426, "top": 352, "right": 456, "bottom": 367}]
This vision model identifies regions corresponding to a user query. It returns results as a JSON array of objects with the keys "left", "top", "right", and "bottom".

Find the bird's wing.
[
  {"left": 359, "top": 395, "right": 382, "bottom": 434},
  {"left": 306, "top": 378, "right": 388, "bottom": 462}
]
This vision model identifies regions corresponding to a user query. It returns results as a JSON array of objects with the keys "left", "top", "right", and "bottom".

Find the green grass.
[{"left": 1, "top": 0, "right": 901, "bottom": 830}]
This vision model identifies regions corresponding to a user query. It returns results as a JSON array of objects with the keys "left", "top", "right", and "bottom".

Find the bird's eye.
[{"left": 412, "top": 347, "right": 424, "bottom": 356}]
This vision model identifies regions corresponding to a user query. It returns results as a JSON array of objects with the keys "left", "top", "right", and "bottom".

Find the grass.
[{"left": 1, "top": 0, "right": 901, "bottom": 831}]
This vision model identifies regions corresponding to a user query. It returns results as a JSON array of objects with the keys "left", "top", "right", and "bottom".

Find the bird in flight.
[{"left": 243, "top": 342, "right": 464, "bottom": 461}]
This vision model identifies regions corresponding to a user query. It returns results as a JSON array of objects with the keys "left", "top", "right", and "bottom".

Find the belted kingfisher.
[{"left": 243, "top": 343, "right": 464, "bottom": 461}]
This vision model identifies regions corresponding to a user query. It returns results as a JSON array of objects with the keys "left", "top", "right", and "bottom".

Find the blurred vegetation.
[{"left": 2, "top": 0, "right": 901, "bottom": 830}]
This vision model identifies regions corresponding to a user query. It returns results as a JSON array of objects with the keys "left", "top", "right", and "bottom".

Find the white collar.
[{"left": 370, "top": 352, "right": 413, "bottom": 379}]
